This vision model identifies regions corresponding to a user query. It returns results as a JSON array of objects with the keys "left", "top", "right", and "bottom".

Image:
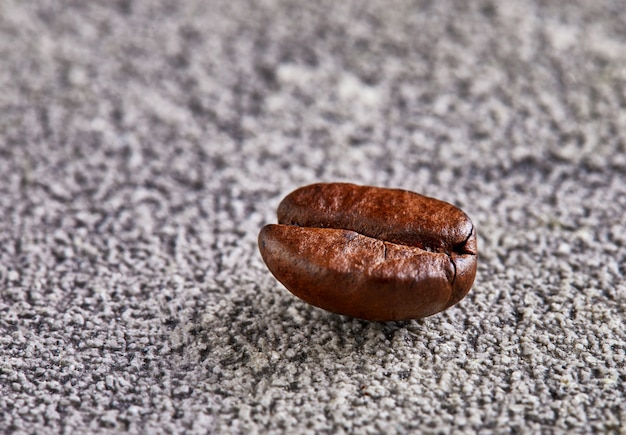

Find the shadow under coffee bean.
[{"left": 258, "top": 183, "right": 478, "bottom": 321}]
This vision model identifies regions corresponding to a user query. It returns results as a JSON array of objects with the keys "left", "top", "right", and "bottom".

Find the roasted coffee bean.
[{"left": 258, "top": 183, "right": 477, "bottom": 321}]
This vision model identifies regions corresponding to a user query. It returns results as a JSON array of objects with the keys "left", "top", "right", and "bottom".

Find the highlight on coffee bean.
[{"left": 258, "top": 183, "right": 478, "bottom": 321}]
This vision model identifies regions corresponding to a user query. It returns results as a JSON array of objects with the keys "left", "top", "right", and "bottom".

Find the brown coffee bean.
[{"left": 258, "top": 183, "right": 477, "bottom": 321}]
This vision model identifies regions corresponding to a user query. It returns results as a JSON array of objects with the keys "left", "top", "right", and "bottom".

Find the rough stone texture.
[{"left": 1, "top": 0, "right": 625, "bottom": 433}]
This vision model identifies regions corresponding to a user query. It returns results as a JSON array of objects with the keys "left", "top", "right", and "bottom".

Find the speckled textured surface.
[{"left": 1, "top": 0, "right": 625, "bottom": 433}]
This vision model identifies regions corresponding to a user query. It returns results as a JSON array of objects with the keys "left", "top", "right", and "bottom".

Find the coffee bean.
[{"left": 258, "top": 183, "right": 477, "bottom": 321}]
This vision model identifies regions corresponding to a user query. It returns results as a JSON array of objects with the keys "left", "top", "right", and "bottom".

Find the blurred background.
[{"left": 1, "top": 0, "right": 625, "bottom": 433}]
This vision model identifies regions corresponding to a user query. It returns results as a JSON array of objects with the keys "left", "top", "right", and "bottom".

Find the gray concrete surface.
[{"left": 1, "top": 0, "right": 625, "bottom": 433}]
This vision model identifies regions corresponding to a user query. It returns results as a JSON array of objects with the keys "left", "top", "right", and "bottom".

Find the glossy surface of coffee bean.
[{"left": 258, "top": 183, "right": 477, "bottom": 321}]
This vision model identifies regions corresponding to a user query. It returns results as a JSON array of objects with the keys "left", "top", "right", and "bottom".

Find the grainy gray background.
[{"left": 1, "top": 0, "right": 625, "bottom": 433}]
